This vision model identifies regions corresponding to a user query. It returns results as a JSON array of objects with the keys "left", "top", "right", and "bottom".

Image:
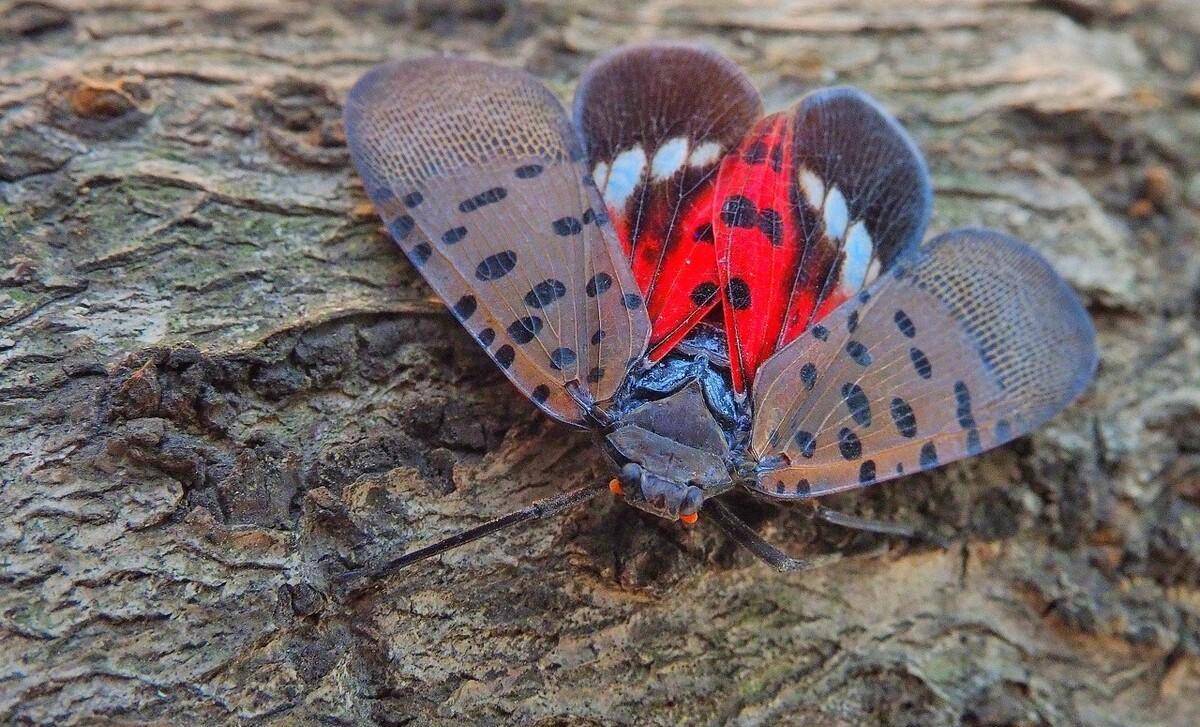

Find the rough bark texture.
[{"left": 2, "top": 1, "right": 1200, "bottom": 724}]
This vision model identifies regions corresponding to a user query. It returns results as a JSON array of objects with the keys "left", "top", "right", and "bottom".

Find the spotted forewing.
[
  {"left": 573, "top": 43, "right": 762, "bottom": 361},
  {"left": 750, "top": 229, "right": 1098, "bottom": 499},
  {"left": 344, "top": 58, "right": 650, "bottom": 425}
]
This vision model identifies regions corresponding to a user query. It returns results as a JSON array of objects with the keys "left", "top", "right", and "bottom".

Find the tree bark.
[{"left": 3, "top": 0, "right": 1199, "bottom": 724}]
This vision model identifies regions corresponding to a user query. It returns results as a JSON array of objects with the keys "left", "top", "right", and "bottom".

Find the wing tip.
[
  {"left": 345, "top": 56, "right": 445, "bottom": 125},
  {"left": 574, "top": 41, "right": 753, "bottom": 93},
  {"left": 572, "top": 41, "right": 763, "bottom": 157},
  {"left": 574, "top": 40, "right": 762, "bottom": 107},
  {"left": 344, "top": 53, "right": 579, "bottom": 195},
  {"left": 345, "top": 55, "right": 558, "bottom": 130},
  {"left": 797, "top": 85, "right": 934, "bottom": 252},
  {"left": 928, "top": 226, "right": 1100, "bottom": 405}
]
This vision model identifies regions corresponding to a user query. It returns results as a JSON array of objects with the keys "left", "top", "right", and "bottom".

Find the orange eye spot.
[
  {"left": 608, "top": 478, "right": 622, "bottom": 496},
  {"left": 679, "top": 512, "right": 698, "bottom": 525}
]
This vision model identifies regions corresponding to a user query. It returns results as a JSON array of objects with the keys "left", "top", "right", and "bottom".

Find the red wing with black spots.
[
  {"left": 574, "top": 43, "right": 762, "bottom": 361},
  {"left": 749, "top": 229, "right": 1097, "bottom": 499},
  {"left": 713, "top": 88, "right": 932, "bottom": 393},
  {"left": 345, "top": 58, "right": 650, "bottom": 426}
]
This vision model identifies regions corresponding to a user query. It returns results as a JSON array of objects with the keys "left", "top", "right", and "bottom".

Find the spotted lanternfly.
[{"left": 341, "top": 43, "right": 1097, "bottom": 578}]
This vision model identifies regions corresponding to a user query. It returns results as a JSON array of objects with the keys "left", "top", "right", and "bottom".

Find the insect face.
[{"left": 613, "top": 462, "right": 704, "bottom": 523}]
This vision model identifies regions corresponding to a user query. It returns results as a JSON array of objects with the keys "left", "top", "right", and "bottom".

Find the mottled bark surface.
[{"left": 2, "top": 0, "right": 1199, "bottom": 724}]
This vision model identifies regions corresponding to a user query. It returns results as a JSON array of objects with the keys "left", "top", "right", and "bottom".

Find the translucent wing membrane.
[
  {"left": 345, "top": 58, "right": 650, "bottom": 426},
  {"left": 713, "top": 87, "right": 932, "bottom": 393},
  {"left": 750, "top": 229, "right": 1097, "bottom": 500},
  {"left": 573, "top": 43, "right": 762, "bottom": 361}
]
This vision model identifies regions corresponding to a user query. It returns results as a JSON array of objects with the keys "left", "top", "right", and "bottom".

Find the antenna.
[{"left": 337, "top": 480, "right": 610, "bottom": 592}]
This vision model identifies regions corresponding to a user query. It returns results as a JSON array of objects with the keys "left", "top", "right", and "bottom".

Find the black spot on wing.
[
  {"left": 552, "top": 217, "right": 583, "bottom": 236},
  {"left": 524, "top": 279, "right": 567, "bottom": 309},
  {"left": 410, "top": 242, "right": 432, "bottom": 265},
  {"left": 894, "top": 309, "right": 916, "bottom": 337},
  {"left": 799, "top": 362, "right": 817, "bottom": 390},
  {"left": 846, "top": 340, "right": 872, "bottom": 366},
  {"left": 727, "top": 278, "right": 751, "bottom": 310},
  {"left": 919, "top": 441, "right": 938, "bottom": 468},
  {"left": 402, "top": 191, "right": 423, "bottom": 208},
  {"left": 890, "top": 397, "right": 917, "bottom": 438},
  {"left": 910, "top": 346, "right": 932, "bottom": 379},
  {"left": 966, "top": 428, "right": 982, "bottom": 454},
  {"left": 842, "top": 383, "right": 871, "bottom": 426},
  {"left": 507, "top": 317, "right": 543, "bottom": 345},
  {"left": 586, "top": 273, "right": 612, "bottom": 297},
  {"left": 794, "top": 430, "right": 816, "bottom": 458},
  {"left": 693, "top": 223, "right": 714, "bottom": 243},
  {"left": 476, "top": 250, "right": 517, "bottom": 281},
  {"left": 515, "top": 164, "right": 543, "bottom": 179},
  {"left": 442, "top": 226, "right": 468, "bottom": 244},
  {"left": 954, "top": 381, "right": 976, "bottom": 428},
  {"left": 586, "top": 367, "right": 605, "bottom": 383},
  {"left": 452, "top": 295, "right": 477, "bottom": 321},
  {"left": 758, "top": 208, "right": 783, "bottom": 246},
  {"left": 690, "top": 281, "right": 718, "bottom": 306},
  {"left": 495, "top": 344, "right": 515, "bottom": 369},
  {"left": 389, "top": 215, "right": 415, "bottom": 240},
  {"left": 532, "top": 385, "right": 550, "bottom": 403},
  {"left": 812, "top": 325, "right": 829, "bottom": 341},
  {"left": 838, "top": 428, "right": 862, "bottom": 460},
  {"left": 847, "top": 310, "right": 859, "bottom": 333},
  {"left": 591, "top": 329, "right": 606, "bottom": 345},
  {"left": 458, "top": 186, "right": 507, "bottom": 213},
  {"left": 549, "top": 347, "right": 577, "bottom": 370},
  {"left": 743, "top": 140, "right": 768, "bottom": 164},
  {"left": 720, "top": 196, "right": 757, "bottom": 228},
  {"left": 859, "top": 460, "right": 876, "bottom": 485},
  {"left": 622, "top": 293, "right": 643, "bottom": 310},
  {"left": 477, "top": 328, "right": 495, "bottom": 346}
]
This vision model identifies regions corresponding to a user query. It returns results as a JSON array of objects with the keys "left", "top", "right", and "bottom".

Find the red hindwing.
[
  {"left": 574, "top": 43, "right": 761, "bottom": 363},
  {"left": 713, "top": 88, "right": 933, "bottom": 393}
]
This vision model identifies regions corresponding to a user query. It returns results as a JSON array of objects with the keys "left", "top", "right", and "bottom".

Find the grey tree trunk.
[{"left": 3, "top": 1, "right": 1199, "bottom": 724}]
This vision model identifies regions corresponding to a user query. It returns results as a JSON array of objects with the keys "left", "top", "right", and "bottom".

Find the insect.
[{"left": 340, "top": 43, "right": 1097, "bottom": 578}]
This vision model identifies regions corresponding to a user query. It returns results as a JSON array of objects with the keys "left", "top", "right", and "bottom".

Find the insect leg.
[
  {"left": 810, "top": 504, "right": 949, "bottom": 548},
  {"left": 703, "top": 498, "right": 844, "bottom": 573}
]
